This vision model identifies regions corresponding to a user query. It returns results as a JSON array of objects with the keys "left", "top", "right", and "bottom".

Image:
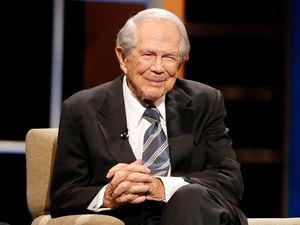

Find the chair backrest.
[{"left": 25, "top": 128, "right": 58, "bottom": 219}]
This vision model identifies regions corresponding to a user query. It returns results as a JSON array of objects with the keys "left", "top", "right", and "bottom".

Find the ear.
[
  {"left": 183, "top": 55, "right": 189, "bottom": 63},
  {"left": 115, "top": 47, "right": 128, "bottom": 74},
  {"left": 178, "top": 55, "right": 189, "bottom": 70}
]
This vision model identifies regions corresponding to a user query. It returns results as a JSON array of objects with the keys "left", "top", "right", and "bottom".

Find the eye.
[
  {"left": 163, "top": 54, "right": 178, "bottom": 62},
  {"left": 141, "top": 52, "right": 154, "bottom": 60}
]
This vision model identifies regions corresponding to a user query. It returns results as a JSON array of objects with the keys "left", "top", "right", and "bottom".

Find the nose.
[{"left": 150, "top": 57, "right": 164, "bottom": 74}]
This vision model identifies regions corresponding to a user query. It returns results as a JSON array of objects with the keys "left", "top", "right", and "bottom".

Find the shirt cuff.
[
  {"left": 87, "top": 185, "right": 111, "bottom": 212},
  {"left": 158, "top": 176, "right": 189, "bottom": 202}
]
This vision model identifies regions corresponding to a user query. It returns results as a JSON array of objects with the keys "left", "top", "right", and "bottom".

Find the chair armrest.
[
  {"left": 32, "top": 214, "right": 125, "bottom": 225},
  {"left": 248, "top": 218, "right": 300, "bottom": 225}
]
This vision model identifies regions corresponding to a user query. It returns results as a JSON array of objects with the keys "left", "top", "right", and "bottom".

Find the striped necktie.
[{"left": 142, "top": 107, "right": 170, "bottom": 176}]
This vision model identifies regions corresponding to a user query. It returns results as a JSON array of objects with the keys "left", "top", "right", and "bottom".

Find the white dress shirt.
[{"left": 87, "top": 76, "right": 188, "bottom": 212}]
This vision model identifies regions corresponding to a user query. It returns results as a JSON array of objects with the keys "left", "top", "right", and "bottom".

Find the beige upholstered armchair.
[
  {"left": 25, "top": 128, "right": 124, "bottom": 225},
  {"left": 25, "top": 128, "right": 300, "bottom": 225}
]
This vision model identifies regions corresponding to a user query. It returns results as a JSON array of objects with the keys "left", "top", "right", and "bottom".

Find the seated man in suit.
[{"left": 50, "top": 7, "right": 248, "bottom": 225}]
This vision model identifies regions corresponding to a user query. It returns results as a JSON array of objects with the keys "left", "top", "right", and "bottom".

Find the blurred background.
[{"left": 0, "top": 0, "right": 299, "bottom": 224}]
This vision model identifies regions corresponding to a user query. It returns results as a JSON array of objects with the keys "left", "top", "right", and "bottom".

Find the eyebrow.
[{"left": 140, "top": 48, "right": 179, "bottom": 56}]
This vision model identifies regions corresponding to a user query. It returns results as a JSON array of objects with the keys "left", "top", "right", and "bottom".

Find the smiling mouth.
[{"left": 145, "top": 77, "right": 166, "bottom": 85}]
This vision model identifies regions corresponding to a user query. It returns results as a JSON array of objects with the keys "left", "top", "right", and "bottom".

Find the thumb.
[{"left": 131, "top": 160, "right": 142, "bottom": 165}]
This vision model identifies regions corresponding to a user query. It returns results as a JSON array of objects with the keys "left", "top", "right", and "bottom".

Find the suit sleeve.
[
  {"left": 50, "top": 100, "right": 103, "bottom": 217},
  {"left": 184, "top": 90, "right": 244, "bottom": 207}
]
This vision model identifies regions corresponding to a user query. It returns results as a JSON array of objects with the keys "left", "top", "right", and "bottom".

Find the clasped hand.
[{"left": 103, "top": 160, "right": 165, "bottom": 209}]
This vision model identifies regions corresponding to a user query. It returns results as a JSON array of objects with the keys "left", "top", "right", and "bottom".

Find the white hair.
[{"left": 116, "top": 8, "right": 190, "bottom": 61}]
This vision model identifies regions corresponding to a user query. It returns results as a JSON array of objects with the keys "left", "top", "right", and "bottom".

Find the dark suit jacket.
[{"left": 50, "top": 75, "right": 247, "bottom": 224}]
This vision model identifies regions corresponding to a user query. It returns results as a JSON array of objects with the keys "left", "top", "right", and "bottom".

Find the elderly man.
[{"left": 50, "top": 8, "right": 248, "bottom": 225}]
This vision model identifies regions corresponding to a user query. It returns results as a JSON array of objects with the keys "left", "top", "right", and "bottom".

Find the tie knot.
[{"left": 143, "top": 107, "right": 160, "bottom": 123}]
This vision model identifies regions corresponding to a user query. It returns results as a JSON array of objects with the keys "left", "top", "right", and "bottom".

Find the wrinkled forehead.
[{"left": 136, "top": 19, "right": 180, "bottom": 40}]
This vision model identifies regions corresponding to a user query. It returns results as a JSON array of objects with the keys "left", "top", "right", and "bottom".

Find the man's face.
[{"left": 116, "top": 20, "right": 183, "bottom": 104}]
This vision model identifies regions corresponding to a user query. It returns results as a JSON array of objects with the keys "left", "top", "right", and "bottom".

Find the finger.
[
  {"left": 107, "top": 161, "right": 151, "bottom": 188},
  {"left": 131, "top": 195, "right": 147, "bottom": 204},
  {"left": 126, "top": 163, "right": 151, "bottom": 174},
  {"left": 107, "top": 162, "right": 150, "bottom": 181},
  {"left": 106, "top": 160, "right": 147, "bottom": 179},
  {"left": 115, "top": 193, "right": 146, "bottom": 204},
  {"left": 110, "top": 170, "right": 152, "bottom": 189},
  {"left": 106, "top": 163, "right": 129, "bottom": 179},
  {"left": 115, "top": 193, "right": 137, "bottom": 204},
  {"left": 126, "top": 172, "right": 152, "bottom": 183},
  {"left": 131, "top": 160, "right": 142, "bottom": 165},
  {"left": 112, "top": 180, "right": 131, "bottom": 197},
  {"left": 113, "top": 182, "right": 150, "bottom": 197},
  {"left": 109, "top": 169, "right": 128, "bottom": 189},
  {"left": 128, "top": 184, "right": 150, "bottom": 194}
]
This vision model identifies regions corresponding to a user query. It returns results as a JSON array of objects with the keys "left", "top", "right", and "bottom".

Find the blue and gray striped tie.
[{"left": 142, "top": 107, "right": 170, "bottom": 176}]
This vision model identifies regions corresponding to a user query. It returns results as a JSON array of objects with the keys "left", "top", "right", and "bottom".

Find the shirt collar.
[{"left": 123, "top": 76, "right": 166, "bottom": 127}]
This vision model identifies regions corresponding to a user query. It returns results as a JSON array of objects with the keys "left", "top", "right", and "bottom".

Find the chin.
[
  {"left": 145, "top": 93, "right": 165, "bottom": 102},
  {"left": 140, "top": 86, "right": 166, "bottom": 101}
]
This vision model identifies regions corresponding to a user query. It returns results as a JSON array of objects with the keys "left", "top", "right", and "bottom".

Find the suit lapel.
[
  {"left": 95, "top": 77, "right": 197, "bottom": 167},
  {"left": 96, "top": 76, "right": 136, "bottom": 163},
  {"left": 166, "top": 83, "right": 196, "bottom": 172}
]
